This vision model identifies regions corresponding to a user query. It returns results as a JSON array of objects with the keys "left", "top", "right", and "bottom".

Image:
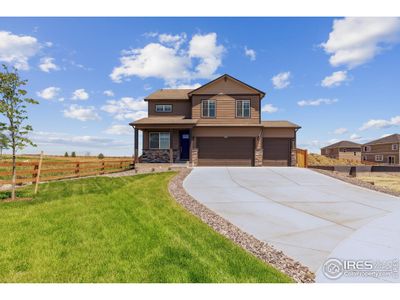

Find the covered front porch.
[{"left": 131, "top": 118, "right": 197, "bottom": 164}]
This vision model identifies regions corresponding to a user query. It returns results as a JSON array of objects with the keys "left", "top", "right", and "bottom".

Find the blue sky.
[{"left": 0, "top": 17, "right": 399, "bottom": 156}]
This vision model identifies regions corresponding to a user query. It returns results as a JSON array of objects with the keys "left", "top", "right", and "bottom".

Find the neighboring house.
[
  {"left": 130, "top": 74, "right": 301, "bottom": 166},
  {"left": 361, "top": 134, "right": 400, "bottom": 165},
  {"left": 320, "top": 140, "right": 361, "bottom": 162}
]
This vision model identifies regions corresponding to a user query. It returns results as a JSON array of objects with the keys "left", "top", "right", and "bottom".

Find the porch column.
[
  {"left": 134, "top": 127, "right": 139, "bottom": 162},
  {"left": 169, "top": 129, "right": 174, "bottom": 163},
  {"left": 191, "top": 135, "right": 198, "bottom": 167},
  {"left": 254, "top": 128, "right": 263, "bottom": 167}
]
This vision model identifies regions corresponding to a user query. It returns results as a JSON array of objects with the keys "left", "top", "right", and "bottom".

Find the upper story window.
[
  {"left": 201, "top": 100, "right": 216, "bottom": 118},
  {"left": 149, "top": 132, "right": 170, "bottom": 149},
  {"left": 155, "top": 104, "right": 172, "bottom": 113},
  {"left": 364, "top": 146, "right": 371, "bottom": 152},
  {"left": 236, "top": 100, "right": 251, "bottom": 118},
  {"left": 392, "top": 144, "right": 398, "bottom": 150}
]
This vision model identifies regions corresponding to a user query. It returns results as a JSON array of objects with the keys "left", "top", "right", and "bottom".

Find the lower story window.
[
  {"left": 149, "top": 132, "right": 170, "bottom": 149},
  {"left": 375, "top": 155, "right": 383, "bottom": 162}
]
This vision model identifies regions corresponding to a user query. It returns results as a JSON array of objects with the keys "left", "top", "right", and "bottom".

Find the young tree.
[
  {"left": 98, "top": 153, "right": 104, "bottom": 159},
  {"left": 0, "top": 65, "right": 39, "bottom": 200},
  {"left": 71, "top": 151, "right": 76, "bottom": 157},
  {"left": 64, "top": 151, "right": 69, "bottom": 157},
  {"left": 0, "top": 132, "right": 8, "bottom": 156}
]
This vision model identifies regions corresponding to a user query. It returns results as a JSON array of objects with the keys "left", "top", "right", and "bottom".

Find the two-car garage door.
[
  {"left": 197, "top": 137, "right": 292, "bottom": 166},
  {"left": 197, "top": 137, "right": 254, "bottom": 166}
]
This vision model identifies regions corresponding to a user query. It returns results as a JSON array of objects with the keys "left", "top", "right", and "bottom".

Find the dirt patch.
[
  {"left": 168, "top": 168, "right": 315, "bottom": 283},
  {"left": 312, "top": 169, "right": 400, "bottom": 197}
]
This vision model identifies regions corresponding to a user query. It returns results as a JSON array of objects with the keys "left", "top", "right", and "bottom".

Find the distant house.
[
  {"left": 361, "top": 134, "right": 400, "bottom": 165},
  {"left": 320, "top": 140, "right": 361, "bottom": 162}
]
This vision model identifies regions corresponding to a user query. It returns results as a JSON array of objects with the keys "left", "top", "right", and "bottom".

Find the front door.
[
  {"left": 388, "top": 156, "right": 395, "bottom": 164},
  {"left": 179, "top": 130, "right": 190, "bottom": 160}
]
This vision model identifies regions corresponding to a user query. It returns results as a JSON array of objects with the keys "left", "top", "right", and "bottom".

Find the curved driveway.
[{"left": 183, "top": 167, "right": 400, "bottom": 282}]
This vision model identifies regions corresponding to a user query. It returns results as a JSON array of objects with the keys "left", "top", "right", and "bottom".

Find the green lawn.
[{"left": 0, "top": 172, "right": 291, "bottom": 283}]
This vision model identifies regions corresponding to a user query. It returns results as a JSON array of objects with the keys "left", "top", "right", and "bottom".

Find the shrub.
[
  {"left": 98, "top": 153, "right": 104, "bottom": 159},
  {"left": 64, "top": 152, "right": 69, "bottom": 157},
  {"left": 71, "top": 151, "right": 76, "bottom": 157}
]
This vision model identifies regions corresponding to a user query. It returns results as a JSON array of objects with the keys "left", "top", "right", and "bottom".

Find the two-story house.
[
  {"left": 361, "top": 134, "right": 400, "bottom": 165},
  {"left": 130, "top": 74, "right": 301, "bottom": 166},
  {"left": 320, "top": 140, "right": 361, "bottom": 162}
]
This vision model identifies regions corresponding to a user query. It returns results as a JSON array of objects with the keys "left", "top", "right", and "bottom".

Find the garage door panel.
[
  {"left": 198, "top": 137, "right": 254, "bottom": 166},
  {"left": 263, "top": 138, "right": 291, "bottom": 166}
]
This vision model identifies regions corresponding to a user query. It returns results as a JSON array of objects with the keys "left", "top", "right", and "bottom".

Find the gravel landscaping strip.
[
  {"left": 312, "top": 169, "right": 400, "bottom": 197},
  {"left": 168, "top": 168, "right": 315, "bottom": 283}
]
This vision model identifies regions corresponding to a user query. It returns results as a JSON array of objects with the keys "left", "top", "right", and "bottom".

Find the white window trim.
[
  {"left": 155, "top": 104, "right": 172, "bottom": 113},
  {"left": 392, "top": 144, "right": 399, "bottom": 151},
  {"left": 388, "top": 156, "right": 396, "bottom": 164},
  {"left": 364, "top": 146, "right": 371, "bottom": 152},
  {"left": 375, "top": 155, "right": 383, "bottom": 162},
  {"left": 236, "top": 100, "right": 251, "bottom": 118},
  {"left": 149, "top": 132, "right": 170, "bottom": 149},
  {"left": 201, "top": 100, "right": 216, "bottom": 118}
]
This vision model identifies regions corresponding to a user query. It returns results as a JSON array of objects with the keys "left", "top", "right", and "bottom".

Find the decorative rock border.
[
  {"left": 168, "top": 168, "right": 315, "bottom": 283},
  {"left": 312, "top": 169, "right": 400, "bottom": 197}
]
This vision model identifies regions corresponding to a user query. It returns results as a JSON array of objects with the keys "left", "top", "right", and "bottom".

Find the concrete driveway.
[{"left": 183, "top": 167, "right": 400, "bottom": 282}]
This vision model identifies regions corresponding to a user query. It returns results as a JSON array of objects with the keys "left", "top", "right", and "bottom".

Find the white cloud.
[
  {"left": 261, "top": 103, "right": 278, "bottom": 113},
  {"left": 271, "top": 71, "right": 291, "bottom": 89},
  {"left": 110, "top": 32, "right": 224, "bottom": 85},
  {"left": 158, "top": 33, "right": 187, "bottom": 49},
  {"left": 104, "top": 124, "right": 133, "bottom": 135},
  {"left": 63, "top": 104, "right": 100, "bottom": 121},
  {"left": 321, "top": 70, "right": 348, "bottom": 87},
  {"left": 71, "top": 89, "right": 89, "bottom": 101},
  {"left": 321, "top": 17, "right": 400, "bottom": 68},
  {"left": 103, "top": 90, "right": 114, "bottom": 97},
  {"left": 38, "top": 57, "right": 59, "bottom": 73},
  {"left": 36, "top": 87, "right": 61, "bottom": 100},
  {"left": 244, "top": 46, "right": 256, "bottom": 61},
  {"left": 333, "top": 127, "right": 348, "bottom": 135},
  {"left": 31, "top": 131, "right": 128, "bottom": 149},
  {"left": 298, "top": 98, "right": 338, "bottom": 107},
  {"left": 350, "top": 133, "right": 362, "bottom": 141},
  {"left": 0, "top": 31, "right": 41, "bottom": 70},
  {"left": 167, "top": 82, "right": 202, "bottom": 89},
  {"left": 110, "top": 43, "right": 190, "bottom": 83},
  {"left": 188, "top": 33, "right": 225, "bottom": 79},
  {"left": 359, "top": 115, "right": 400, "bottom": 131},
  {"left": 101, "top": 97, "right": 148, "bottom": 121}
]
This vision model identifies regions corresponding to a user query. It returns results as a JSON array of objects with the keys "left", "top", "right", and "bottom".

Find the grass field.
[
  {"left": 357, "top": 173, "right": 400, "bottom": 193},
  {"left": 0, "top": 172, "right": 291, "bottom": 283}
]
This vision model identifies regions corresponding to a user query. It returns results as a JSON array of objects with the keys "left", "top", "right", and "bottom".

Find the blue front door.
[{"left": 179, "top": 130, "right": 190, "bottom": 160}]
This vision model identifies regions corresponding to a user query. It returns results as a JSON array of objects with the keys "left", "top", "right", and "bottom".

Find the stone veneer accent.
[
  {"left": 291, "top": 148, "right": 297, "bottom": 166},
  {"left": 140, "top": 149, "right": 178, "bottom": 163},
  {"left": 255, "top": 148, "right": 263, "bottom": 167},
  {"left": 191, "top": 148, "right": 198, "bottom": 167}
]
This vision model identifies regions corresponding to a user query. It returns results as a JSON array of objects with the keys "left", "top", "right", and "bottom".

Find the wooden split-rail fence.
[{"left": 0, "top": 159, "right": 135, "bottom": 188}]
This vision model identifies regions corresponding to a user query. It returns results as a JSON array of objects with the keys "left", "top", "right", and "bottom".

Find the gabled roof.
[
  {"left": 144, "top": 89, "right": 192, "bottom": 101},
  {"left": 321, "top": 140, "right": 361, "bottom": 150},
  {"left": 188, "top": 74, "right": 266, "bottom": 98},
  {"left": 364, "top": 134, "right": 400, "bottom": 146},
  {"left": 130, "top": 117, "right": 197, "bottom": 126},
  {"left": 262, "top": 121, "right": 301, "bottom": 129}
]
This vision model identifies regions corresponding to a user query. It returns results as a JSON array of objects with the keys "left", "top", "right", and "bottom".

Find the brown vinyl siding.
[
  {"left": 362, "top": 142, "right": 400, "bottom": 164},
  {"left": 192, "top": 94, "right": 260, "bottom": 124},
  {"left": 148, "top": 100, "right": 191, "bottom": 118},
  {"left": 263, "top": 138, "right": 291, "bottom": 166},
  {"left": 197, "top": 137, "right": 254, "bottom": 166}
]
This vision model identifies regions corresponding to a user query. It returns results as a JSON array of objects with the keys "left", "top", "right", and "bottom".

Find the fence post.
[
  {"left": 75, "top": 162, "right": 80, "bottom": 177},
  {"left": 34, "top": 151, "right": 44, "bottom": 194},
  {"left": 101, "top": 161, "right": 105, "bottom": 175}
]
